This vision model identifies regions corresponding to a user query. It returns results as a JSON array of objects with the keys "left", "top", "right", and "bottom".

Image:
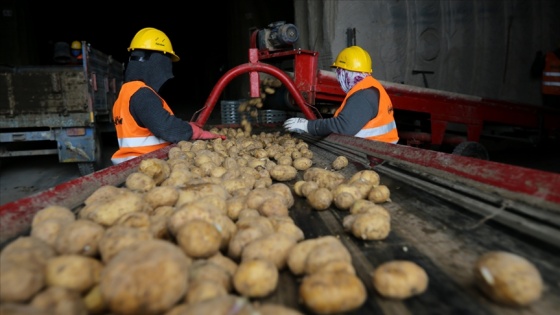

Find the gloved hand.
[
  {"left": 283, "top": 117, "right": 309, "bottom": 134},
  {"left": 189, "top": 123, "right": 226, "bottom": 140}
]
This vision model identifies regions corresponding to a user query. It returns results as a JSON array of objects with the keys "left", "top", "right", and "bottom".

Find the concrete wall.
[{"left": 294, "top": 0, "right": 560, "bottom": 106}]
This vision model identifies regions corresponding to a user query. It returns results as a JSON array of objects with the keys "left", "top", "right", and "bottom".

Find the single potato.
[{"left": 474, "top": 251, "right": 543, "bottom": 306}]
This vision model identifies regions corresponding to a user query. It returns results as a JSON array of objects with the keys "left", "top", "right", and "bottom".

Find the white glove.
[{"left": 283, "top": 117, "right": 309, "bottom": 134}]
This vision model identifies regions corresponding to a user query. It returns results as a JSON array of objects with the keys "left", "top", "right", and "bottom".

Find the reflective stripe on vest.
[
  {"left": 118, "top": 135, "right": 170, "bottom": 148},
  {"left": 542, "top": 52, "right": 560, "bottom": 95},
  {"left": 355, "top": 120, "right": 397, "bottom": 138}
]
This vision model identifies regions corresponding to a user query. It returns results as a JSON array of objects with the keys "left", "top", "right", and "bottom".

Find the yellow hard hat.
[
  {"left": 331, "top": 46, "right": 372, "bottom": 73},
  {"left": 128, "top": 27, "right": 180, "bottom": 62},
  {"left": 71, "top": 41, "right": 82, "bottom": 50}
]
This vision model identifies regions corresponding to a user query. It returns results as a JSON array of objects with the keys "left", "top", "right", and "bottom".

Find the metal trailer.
[{"left": 0, "top": 41, "right": 123, "bottom": 175}]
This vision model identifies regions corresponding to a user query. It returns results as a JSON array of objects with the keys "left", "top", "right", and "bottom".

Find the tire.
[{"left": 452, "top": 141, "right": 489, "bottom": 160}]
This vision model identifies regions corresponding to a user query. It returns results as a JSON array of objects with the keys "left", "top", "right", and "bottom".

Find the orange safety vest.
[
  {"left": 542, "top": 51, "right": 560, "bottom": 96},
  {"left": 111, "top": 81, "right": 172, "bottom": 164},
  {"left": 334, "top": 76, "right": 399, "bottom": 143}
]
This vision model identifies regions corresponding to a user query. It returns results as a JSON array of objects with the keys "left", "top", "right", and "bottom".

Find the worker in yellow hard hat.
[
  {"left": 284, "top": 45, "right": 399, "bottom": 144},
  {"left": 71, "top": 40, "right": 83, "bottom": 61},
  {"left": 111, "top": 27, "right": 225, "bottom": 165}
]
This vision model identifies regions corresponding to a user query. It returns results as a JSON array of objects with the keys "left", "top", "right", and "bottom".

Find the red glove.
[{"left": 189, "top": 123, "right": 226, "bottom": 140}]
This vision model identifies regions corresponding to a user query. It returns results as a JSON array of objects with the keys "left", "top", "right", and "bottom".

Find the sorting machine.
[{"left": 1, "top": 22, "right": 560, "bottom": 315}]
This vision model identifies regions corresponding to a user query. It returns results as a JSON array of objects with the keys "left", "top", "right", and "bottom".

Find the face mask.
[{"left": 336, "top": 68, "right": 368, "bottom": 93}]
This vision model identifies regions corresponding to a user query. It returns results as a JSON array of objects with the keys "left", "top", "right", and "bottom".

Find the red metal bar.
[
  {"left": 192, "top": 56, "right": 318, "bottom": 127},
  {"left": 326, "top": 133, "right": 560, "bottom": 207},
  {"left": 0, "top": 146, "right": 173, "bottom": 244}
]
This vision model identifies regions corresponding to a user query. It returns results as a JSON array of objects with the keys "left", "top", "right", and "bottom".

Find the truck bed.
[{"left": 1, "top": 132, "right": 559, "bottom": 314}]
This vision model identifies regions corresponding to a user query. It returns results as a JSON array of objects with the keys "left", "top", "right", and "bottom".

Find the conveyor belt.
[
  {"left": 1, "top": 134, "right": 559, "bottom": 314},
  {"left": 297, "top": 133, "right": 560, "bottom": 249},
  {"left": 272, "top": 140, "right": 560, "bottom": 314}
]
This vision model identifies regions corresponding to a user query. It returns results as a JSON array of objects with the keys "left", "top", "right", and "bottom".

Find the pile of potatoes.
[
  {"left": 0, "top": 127, "right": 545, "bottom": 315},
  {"left": 0, "top": 129, "right": 349, "bottom": 315}
]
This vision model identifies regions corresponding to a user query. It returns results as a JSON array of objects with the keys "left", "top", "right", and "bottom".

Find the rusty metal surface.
[{"left": 324, "top": 133, "right": 560, "bottom": 209}]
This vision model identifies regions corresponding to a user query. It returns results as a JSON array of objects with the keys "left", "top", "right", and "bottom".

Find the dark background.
[{"left": 2, "top": 0, "right": 295, "bottom": 120}]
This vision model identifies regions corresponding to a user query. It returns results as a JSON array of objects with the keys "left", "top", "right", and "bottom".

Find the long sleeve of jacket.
[
  {"left": 129, "top": 88, "right": 194, "bottom": 142},
  {"left": 307, "top": 88, "right": 379, "bottom": 137}
]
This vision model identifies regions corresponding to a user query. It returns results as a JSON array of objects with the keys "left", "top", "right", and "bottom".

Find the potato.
[
  {"left": 331, "top": 156, "right": 349, "bottom": 170},
  {"left": 0, "top": 260, "right": 44, "bottom": 303},
  {"left": 45, "top": 254, "right": 103, "bottom": 293},
  {"left": 349, "top": 212, "right": 391, "bottom": 240},
  {"left": 138, "top": 157, "right": 171, "bottom": 185},
  {"left": 268, "top": 183, "right": 295, "bottom": 208},
  {"left": 303, "top": 167, "right": 345, "bottom": 190},
  {"left": 176, "top": 219, "right": 222, "bottom": 259},
  {"left": 83, "top": 185, "right": 123, "bottom": 206},
  {"left": 253, "top": 303, "right": 304, "bottom": 315},
  {"left": 30, "top": 218, "right": 69, "bottom": 248},
  {"left": 245, "top": 188, "right": 275, "bottom": 209},
  {"left": 293, "top": 157, "right": 313, "bottom": 171},
  {"left": 293, "top": 180, "right": 306, "bottom": 197},
  {"left": 372, "top": 260, "right": 428, "bottom": 299},
  {"left": 0, "top": 303, "right": 49, "bottom": 315},
  {"left": 233, "top": 259, "right": 278, "bottom": 298},
  {"left": 332, "top": 184, "right": 363, "bottom": 210},
  {"left": 299, "top": 271, "right": 366, "bottom": 314},
  {"left": 474, "top": 251, "right": 543, "bottom": 306},
  {"left": 225, "top": 194, "right": 248, "bottom": 220},
  {"left": 349, "top": 199, "right": 390, "bottom": 216},
  {"left": 83, "top": 284, "right": 107, "bottom": 315},
  {"left": 287, "top": 236, "right": 340, "bottom": 276},
  {"left": 207, "top": 252, "right": 238, "bottom": 277},
  {"left": 114, "top": 211, "right": 151, "bottom": 230},
  {"left": 100, "top": 240, "right": 190, "bottom": 315},
  {"left": 368, "top": 184, "right": 391, "bottom": 203},
  {"left": 143, "top": 185, "right": 179, "bottom": 208},
  {"left": 272, "top": 220, "right": 305, "bottom": 242},
  {"left": 348, "top": 169, "right": 380, "bottom": 186},
  {"left": 167, "top": 203, "right": 223, "bottom": 236},
  {"left": 306, "top": 187, "right": 333, "bottom": 211},
  {"left": 314, "top": 259, "right": 356, "bottom": 275},
  {"left": 125, "top": 171, "right": 156, "bottom": 192},
  {"left": 30, "top": 286, "right": 88, "bottom": 315},
  {"left": 150, "top": 215, "right": 172, "bottom": 240},
  {"left": 176, "top": 183, "right": 230, "bottom": 208},
  {"left": 269, "top": 164, "right": 298, "bottom": 181},
  {"left": 81, "top": 189, "right": 145, "bottom": 226},
  {"left": 257, "top": 194, "right": 290, "bottom": 217},
  {"left": 31, "top": 205, "right": 75, "bottom": 228},
  {"left": 333, "top": 192, "right": 357, "bottom": 211},
  {"left": 188, "top": 260, "right": 232, "bottom": 292},
  {"left": 185, "top": 280, "right": 228, "bottom": 304},
  {"left": 55, "top": 219, "right": 105, "bottom": 256},
  {"left": 227, "top": 226, "right": 269, "bottom": 261},
  {"left": 167, "top": 295, "right": 253, "bottom": 315},
  {"left": 98, "top": 225, "right": 153, "bottom": 263},
  {"left": 300, "top": 181, "right": 319, "bottom": 197},
  {"left": 304, "top": 241, "right": 352, "bottom": 275},
  {"left": 0, "top": 236, "right": 56, "bottom": 267},
  {"left": 241, "top": 232, "right": 297, "bottom": 269}
]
